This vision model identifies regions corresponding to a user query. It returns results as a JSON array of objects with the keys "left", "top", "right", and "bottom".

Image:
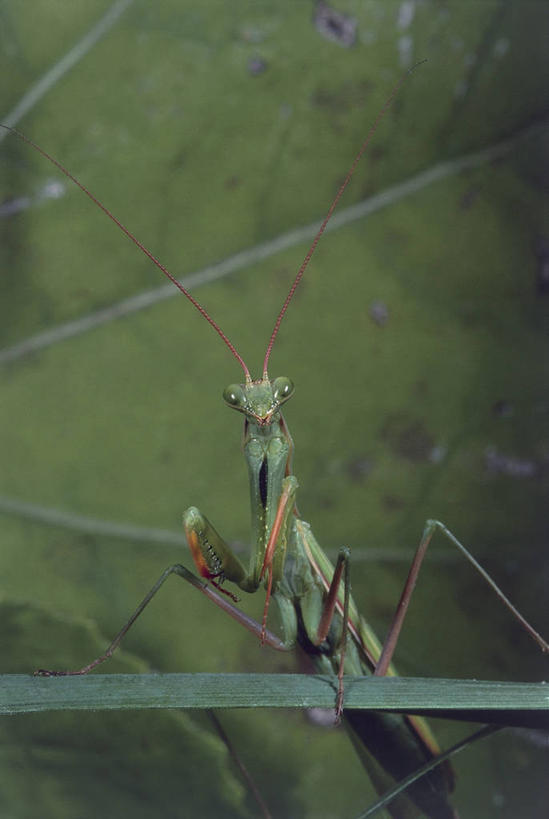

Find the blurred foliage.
[{"left": 0, "top": 1, "right": 548, "bottom": 817}]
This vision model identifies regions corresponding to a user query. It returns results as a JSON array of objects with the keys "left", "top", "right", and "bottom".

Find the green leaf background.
[{"left": 0, "top": 1, "right": 547, "bottom": 817}]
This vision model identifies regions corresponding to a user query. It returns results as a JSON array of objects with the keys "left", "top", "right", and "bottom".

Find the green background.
[{"left": 0, "top": 1, "right": 548, "bottom": 817}]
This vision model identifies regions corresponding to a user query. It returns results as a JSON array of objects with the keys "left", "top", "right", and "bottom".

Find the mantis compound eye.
[
  {"left": 272, "top": 377, "right": 294, "bottom": 404},
  {"left": 223, "top": 384, "right": 247, "bottom": 409}
]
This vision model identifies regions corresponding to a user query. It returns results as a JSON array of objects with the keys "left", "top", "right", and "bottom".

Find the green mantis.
[{"left": 3, "top": 70, "right": 548, "bottom": 818}]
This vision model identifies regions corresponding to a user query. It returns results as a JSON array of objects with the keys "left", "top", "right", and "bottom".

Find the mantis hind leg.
[{"left": 375, "top": 519, "right": 549, "bottom": 678}]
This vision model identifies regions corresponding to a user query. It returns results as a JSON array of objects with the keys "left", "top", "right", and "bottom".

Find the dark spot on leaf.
[
  {"left": 313, "top": 2, "right": 357, "bottom": 48},
  {"left": 346, "top": 456, "right": 375, "bottom": 482},
  {"left": 492, "top": 399, "right": 514, "bottom": 418},
  {"left": 459, "top": 186, "right": 480, "bottom": 210},
  {"left": 225, "top": 175, "right": 240, "bottom": 190},
  {"left": 380, "top": 413, "right": 435, "bottom": 463},
  {"left": 310, "top": 79, "right": 372, "bottom": 114},
  {"left": 382, "top": 494, "right": 405, "bottom": 511},
  {"left": 248, "top": 56, "right": 267, "bottom": 76}
]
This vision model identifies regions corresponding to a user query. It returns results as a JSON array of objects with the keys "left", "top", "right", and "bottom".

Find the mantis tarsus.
[{"left": 3, "top": 69, "right": 548, "bottom": 819}]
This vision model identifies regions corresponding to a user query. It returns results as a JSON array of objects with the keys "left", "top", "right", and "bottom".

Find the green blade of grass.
[{"left": 1, "top": 673, "right": 547, "bottom": 728}]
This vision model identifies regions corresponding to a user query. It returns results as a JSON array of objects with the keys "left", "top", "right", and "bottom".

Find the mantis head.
[{"left": 223, "top": 377, "right": 294, "bottom": 426}]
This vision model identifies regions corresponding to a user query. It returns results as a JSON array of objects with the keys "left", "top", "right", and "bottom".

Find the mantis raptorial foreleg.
[{"left": 34, "top": 477, "right": 347, "bottom": 681}]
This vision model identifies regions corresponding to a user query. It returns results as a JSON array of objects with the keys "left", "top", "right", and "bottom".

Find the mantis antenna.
[
  {"left": 1, "top": 61, "right": 424, "bottom": 382},
  {"left": 0, "top": 124, "right": 252, "bottom": 381}
]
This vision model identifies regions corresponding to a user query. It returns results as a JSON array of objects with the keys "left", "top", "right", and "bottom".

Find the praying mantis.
[{"left": 2, "top": 72, "right": 548, "bottom": 819}]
